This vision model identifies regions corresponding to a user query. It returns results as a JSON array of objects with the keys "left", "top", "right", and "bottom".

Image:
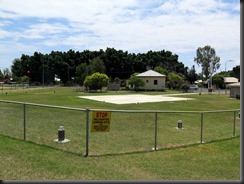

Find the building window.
[{"left": 154, "top": 80, "right": 158, "bottom": 85}]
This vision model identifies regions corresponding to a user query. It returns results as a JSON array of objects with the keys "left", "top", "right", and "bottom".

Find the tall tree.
[
  {"left": 186, "top": 65, "right": 198, "bottom": 84},
  {"left": 167, "top": 72, "right": 184, "bottom": 90},
  {"left": 229, "top": 65, "right": 240, "bottom": 81},
  {"left": 89, "top": 57, "right": 106, "bottom": 74},
  {"left": 194, "top": 45, "right": 220, "bottom": 79},
  {"left": 212, "top": 73, "right": 225, "bottom": 89},
  {"left": 0, "top": 69, "right": 3, "bottom": 80},
  {"left": 10, "top": 48, "right": 189, "bottom": 85},
  {"left": 11, "top": 58, "right": 23, "bottom": 81},
  {"left": 75, "top": 63, "right": 89, "bottom": 85}
]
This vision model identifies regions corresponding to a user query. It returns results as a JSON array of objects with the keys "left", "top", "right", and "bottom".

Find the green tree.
[
  {"left": 194, "top": 45, "right": 220, "bottom": 79},
  {"left": 167, "top": 72, "right": 184, "bottom": 90},
  {"left": 186, "top": 65, "right": 198, "bottom": 84},
  {"left": 229, "top": 65, "right": 240, "bottom": 81},
  {"left": 128, "top": 74, "right": 145, "bottom": 91},
  {"left": 20, "top": 75, "right": 30, "bottom": 83},
  {"left": 89, "top": 57, "right": 106, "bottom": 74},
  {"left": 0, "top": 69, "right": 4, "bottom": 80},
  {"left": 11, "top": 58, "right": 23, "bottom": 81},
  {"left": 212, "top": 73, "right": 225, "bottom": 89},
  {"left": 181, "top": 81, "right": 190, "bottom": 92},
  {"left": 10, "top": 48, "right": 190, "bottom": 86},
  {"left": 154, "top": 66, "right": 168, "bottom": 75},
  {"left": 84, "top": 72, "right": 109, "bottom": 92},
  {"left": 75, "top": 63, "right": 89, "bottom": 85}
]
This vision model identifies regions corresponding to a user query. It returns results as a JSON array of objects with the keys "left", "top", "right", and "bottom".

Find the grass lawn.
[
  {"left": 0, "top": 87, "right": 241, "bottom": 180},
  {"left": 0, "top": 135, "right": 240, "bottom": 180},
  {"left": 0, "top": 86, "right": 240, "bottom": 110}
]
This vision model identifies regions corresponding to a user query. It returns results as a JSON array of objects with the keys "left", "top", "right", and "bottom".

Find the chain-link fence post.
[
  {"left": 154, "top": 112, "right": 158, "bottom": 151},
  {"left": 200, "top": 112, "right": 203, "bottom": 143},
  {"left": 23, "top": 103, "right": 26, "bottom": 141},
  {"left": 84, "top": 108, "right": 90, "bottom": 157},
  {"left": 233, "top": 111, "right": 236, "bottom": 137}
]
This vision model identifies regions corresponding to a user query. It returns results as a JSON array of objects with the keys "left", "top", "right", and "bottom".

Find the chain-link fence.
[
  {"left": 0, "top": 100, "right": 87, "bottom": 156},
  {"left": 0, "top": 100, "right": 240, "bottom": 157},
  {"left": 87, "top": 109, "right": 240, "bottom": 156}
]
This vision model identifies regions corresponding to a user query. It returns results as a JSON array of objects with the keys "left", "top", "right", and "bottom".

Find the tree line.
[
  {"left": 1, "top": 46, "right": 239, "bottom": 90},
  {"left": 10, "top": 47, "right": 193, "bottom": 85}
]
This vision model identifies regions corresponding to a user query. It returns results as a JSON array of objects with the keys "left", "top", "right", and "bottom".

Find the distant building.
[
  {"left": 228, "top": 82, "right": 240, "bottom": 99},
  {"left": 224, "top": 77, "right": 239, "bottom": 88},
  {"left": 136, "top": 70, "right": 166, "bottom": 90}
]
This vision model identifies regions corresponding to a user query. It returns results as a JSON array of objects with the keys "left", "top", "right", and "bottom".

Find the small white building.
[
  {"left": 136, "top": 70, "right": 166, "bottom": 90},
  {"left": 224, "top": 77, "right": 239, "bottom": 87},
  {"left": 228, "top": 82, "right": 240, "bottom": 99}
]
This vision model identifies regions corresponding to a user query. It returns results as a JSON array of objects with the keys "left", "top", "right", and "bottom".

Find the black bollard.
[
  {"left": 58, "top": 126, "right": 65, "bottom": 141},
  {"left": 178, "top": 120, "right": 182, "bottom": 129}
]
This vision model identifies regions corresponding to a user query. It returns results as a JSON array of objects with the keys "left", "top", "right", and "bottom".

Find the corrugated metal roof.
[
  {"left": 224, "top": 77, "right": 238, "bottom": 83},
  {"left": 136, "top": 70, "right": 166, "bottom": 77},
  {"left": 228, "top": 82, "right": 240, "bottom": 87}
]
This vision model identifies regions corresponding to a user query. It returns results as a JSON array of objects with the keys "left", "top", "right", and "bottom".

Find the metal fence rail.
[{"left": 0, "top": 100, "right": 240, "bottom": 157}]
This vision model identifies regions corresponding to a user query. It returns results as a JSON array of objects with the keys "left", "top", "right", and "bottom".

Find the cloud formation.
[{"left": 0, "top": 0, "right": 240, "bottom": 72}]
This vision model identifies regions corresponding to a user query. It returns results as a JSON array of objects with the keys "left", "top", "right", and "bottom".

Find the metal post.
[
  {"left": 84, "top": 108, "right": 90, "bottom": 157},
  {"left": 201, "top": 66, "right": 204, "bottom": 94},
  {"left": 42, "top": 60, "right": 44, "bottom": 87},
  {"left": 23, "top": 104, "right": 26, "bottom": 141},
  {"left": 200, "top": 113, "right": 203, "bottom": 143},
  {"left": 233, "top": 111, "right": 236, "bottom": 137},
  {"left": 154, "top": 112, "right": 158, "bottom": 151}
]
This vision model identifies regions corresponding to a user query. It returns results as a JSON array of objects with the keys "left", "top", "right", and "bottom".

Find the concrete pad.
[
  {"left": 78, "top": 94, "right": 193, "bottom": 104},
  {"left": 54, "top": 139, "right": 70, "bottom": 143}
]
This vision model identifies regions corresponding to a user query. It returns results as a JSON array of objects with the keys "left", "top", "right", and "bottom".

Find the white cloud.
[
  {"left": 21, "top": 23, "right": 72, "bottom": 39},
  {"left": 0, "top": 0, "right": 240, "bottom": 71},
  {"left": 0, "top": 29, "right": 11, "bottom": 39},
  {"left": 0, "top": 0, "right": 139, "bottom": 22}
]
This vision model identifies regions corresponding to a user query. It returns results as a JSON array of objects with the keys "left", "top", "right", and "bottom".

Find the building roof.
[
  {"left": 136, "top": 70, "right": 166, "bottom": 77},
  {"left": 228, "top": 82, "right": 240, "bottom": 87},
  {"left": 224, "top": 77, "right": 238, "bottom": 83}
]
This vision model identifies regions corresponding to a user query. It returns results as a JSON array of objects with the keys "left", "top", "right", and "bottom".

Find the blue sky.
[{"left": 0, "top": 0, "right": 240, "bottom": 73}]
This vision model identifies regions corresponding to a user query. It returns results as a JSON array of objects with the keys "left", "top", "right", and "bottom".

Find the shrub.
[{"left": 84, "top": 72, "right": 109, "bottom": 92}]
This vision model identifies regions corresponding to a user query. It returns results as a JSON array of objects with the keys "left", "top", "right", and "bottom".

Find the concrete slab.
[{"left": 78, "top": 94, "right": 193, "bottom": 104}]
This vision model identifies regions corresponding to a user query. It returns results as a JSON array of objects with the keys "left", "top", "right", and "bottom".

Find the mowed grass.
[
  {"left": 0, "top": 86, "right": 240, "bottom": 110},
  {"left": 0, "top": 87, "right": 240, "bottom": 111},
  {"left": 0, "top": 135, "right": 240, "bottom": 180},
  {"left": 0, "top": 87, "right": 241, "bottom": 180}
]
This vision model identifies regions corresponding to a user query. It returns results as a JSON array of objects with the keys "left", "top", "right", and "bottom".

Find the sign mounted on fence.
[{"left": 91, "top": 111, "right": 111, "bottom": 132}]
